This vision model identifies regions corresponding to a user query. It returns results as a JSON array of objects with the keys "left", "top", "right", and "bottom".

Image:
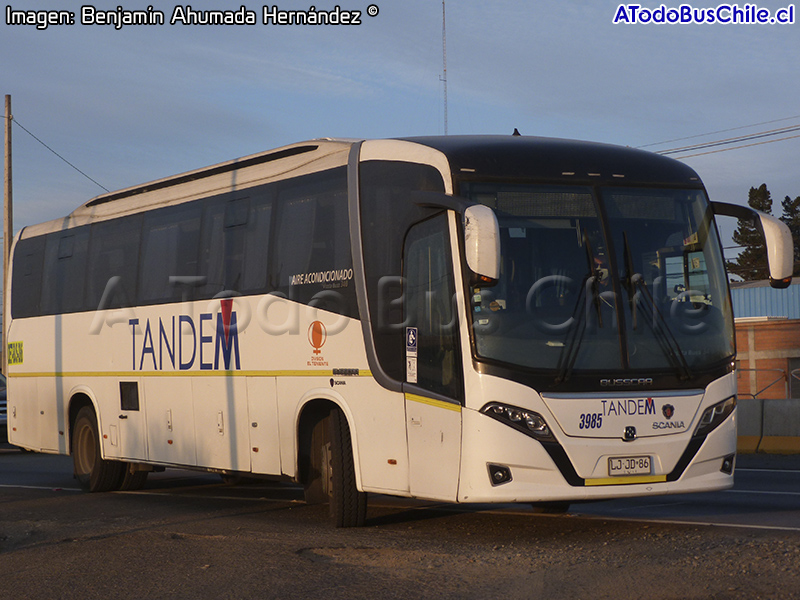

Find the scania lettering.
[
  {"left": 653, "top": 420, "right": 686, "bottom": 430},
  {"left": 6, "top": 136, "right": 793, "bottom": 527}
]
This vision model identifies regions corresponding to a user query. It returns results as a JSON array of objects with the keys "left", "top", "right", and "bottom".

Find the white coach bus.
[{"left": 5, "top": 135, "right": 793, "bottom": 526}]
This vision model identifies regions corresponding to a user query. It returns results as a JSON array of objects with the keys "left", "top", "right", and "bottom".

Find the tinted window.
[
  {"left": 359, "top": 161, "right": 446, "bottom": 380},
  {"left": 198, "top": 188, "right": 274, "bottom": 298},
  {"left": 221, "top": 196, "right": 250, "bottom": 292},
  {"left": 199, "top": 199, "right": 225, "bottom": 297},
  {"left": 241, "top": 193, "right": 273, "bottom": 293},
  {"left": 41, "top": 228, "right": 90, "bottom": 314},
  {"left": 86, "top": 216, "right": 143, "bottom": 310},
  {"left": 273, "top": 168, "right": 356, "bottom": 318},
  {"left": 139, "top": 203, "right": 202, "bottom": 304},
  {"left": 11, "top": 171, "right": 346, "bottom": 319},
  {"left": 10, "top": 236, "right": 46, "bottom": 318},
  {"left": 403, "top": 214, "right": 462, "bottom": 399}
]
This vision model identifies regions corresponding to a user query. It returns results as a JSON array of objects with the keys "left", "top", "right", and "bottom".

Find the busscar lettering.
[
  {"left": 130, "top": 309, "right": 240, "bottom": 372},
  {"left": 600, "top": 377, "right": 653, "bottom": 387}
]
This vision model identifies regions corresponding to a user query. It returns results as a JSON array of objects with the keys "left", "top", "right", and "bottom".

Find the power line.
[
  {"left": 667, "top": 132, "right": 800, "bottom": 159},
  {"left": 649, "top": 121, "right": 800, "bottom": 159},
  {"left": 4, "top": 115, "right": 110, "bottom": 193},
  {"left": 658, "top": 124, "right": 800, "bottom": 156},
  {"left": 637, "top": 114, "right": 800, "bottom": 149}
]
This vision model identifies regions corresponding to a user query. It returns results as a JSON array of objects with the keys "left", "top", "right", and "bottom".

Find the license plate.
[{"left": 608, "top": 455, "right": 651, "bottom": 476}]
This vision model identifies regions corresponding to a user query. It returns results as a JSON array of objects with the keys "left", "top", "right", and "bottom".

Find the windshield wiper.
[
  {"left": 555, "top": 229, "right": 601, "bottom": 384},
  {"left": 554, "top": 274, "right": 593, "bottom": 384},
  {"left": 622, "top": 231, "right": 637, "bottom": 331},
  {"left": 584, "top": 229, "right": 604, "bottom": 328},
  {"left": 622, "top": 232, "right": 693, "bottom": 381}
]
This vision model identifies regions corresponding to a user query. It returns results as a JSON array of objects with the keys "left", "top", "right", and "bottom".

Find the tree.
[
  {"left": 780, "top": 194, "right": 800, "bottom": 276},
  {"left": 725, "top": 184, "right": 772, "bottom": 281}
]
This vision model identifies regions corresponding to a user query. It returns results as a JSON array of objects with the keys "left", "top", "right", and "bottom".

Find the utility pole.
[
  {"left": 441, "top": 0, "right": 448, "bottom": 135},
  {"left": 3, "top": 95, "right": 11, "bottom": 375}
]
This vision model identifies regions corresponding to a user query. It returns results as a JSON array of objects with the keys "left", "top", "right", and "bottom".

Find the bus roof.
[
  {"left": 19, "top": 135, "right": 703, "bottom": 239},
  {"left": 20, "top": 138, "right": 354, "bottom": 238},
  {"left": 401, "top": 135, "right": 703, "bottom": 188}
]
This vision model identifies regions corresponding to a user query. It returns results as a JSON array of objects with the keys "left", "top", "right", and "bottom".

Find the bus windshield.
[{"left": 463, "top": 183, "right": 735, "bottom": 380}]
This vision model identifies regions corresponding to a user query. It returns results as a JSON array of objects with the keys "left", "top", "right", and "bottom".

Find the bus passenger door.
[
  {"left": 403, "top": 214, "right": 463, "bottom": 501},
  {"left": 113, "top": 380, "right": 148, "bottom": 460}
]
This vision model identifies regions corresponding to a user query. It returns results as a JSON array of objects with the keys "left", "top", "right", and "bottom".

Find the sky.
[{"left": 2, "top": 0, "right": 800, "bottom": 258}]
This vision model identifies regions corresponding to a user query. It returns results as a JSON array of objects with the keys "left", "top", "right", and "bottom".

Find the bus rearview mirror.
[
  {"left": 712, "top": 201, "right": 794, "bottom": 288},
  {"left": 464, "top": 204, "right": 501, "bottom": 281}
]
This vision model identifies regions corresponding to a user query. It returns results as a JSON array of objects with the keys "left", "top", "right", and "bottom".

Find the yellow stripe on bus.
[
  {"left": 584, "top": 475, "right": 668, "bottom": 487},
  {"left": 404, "top": 393, "right": 462, "bottom": 413},
  {"left": 8, "top": 369, "right": 373, "bottom": 379}
]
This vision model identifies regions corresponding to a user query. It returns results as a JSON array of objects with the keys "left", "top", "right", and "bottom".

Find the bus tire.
[
  {"left": 530, "top": 501, "right": 571, "bottom": 514},
  {"left": 303, "top": 414, "right": 330, "bottom": 505},
  {"left": 328, "top": 407, "right": 367, "bottom": 528},
  {"left": 118, "top": 465, "right": 149, "bottom": 491},
  {"left": 72, "top": 406, "right": 124, "bottom": 493}
]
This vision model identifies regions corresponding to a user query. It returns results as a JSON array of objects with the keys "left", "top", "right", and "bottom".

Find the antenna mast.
[{"left": 441, "top": 0, "right": 448, "bottom": 135}]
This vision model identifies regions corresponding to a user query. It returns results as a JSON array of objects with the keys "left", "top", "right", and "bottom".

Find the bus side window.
[
  {"left": 272, "top": 168, "right": 355, "bottom": 317},
  {"left": 139, "top": 203, "right": 201, "bottom": 304},
  {"left": 358, "top": 160, "right": 447, "bottom": 383},
  {"left": 198, "top": 193, "right": 263, "bottom": 298},
  {"left": 41, "top": 229, "right": 89, "bottom": 314},
  {"left": 86, "top": 216, "right": 143, "bottom": 310},
  {"left": 403, "top": 214, "right": 462, "bottom": 400},
  {"left": 199, "top": 201, "right": 225, "bottom": 297},
  {"left": 10, "top": 236, "right": 46, "bottom": 318},
  {"left": 241, "top": 194, "right": 273, "bottom": 293},
  {"left": 222, "top": 196, "right": 250, "bottom": 293}
]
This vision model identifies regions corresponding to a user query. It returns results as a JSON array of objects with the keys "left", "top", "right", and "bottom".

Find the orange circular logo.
[{"left": 308, "top": 321, "right": 327, "bottom": 355}]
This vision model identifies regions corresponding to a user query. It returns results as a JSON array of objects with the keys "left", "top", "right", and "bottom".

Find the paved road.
[
  {"left": 2, "top": 444, "right": 798, "bottom": 531},
  {"left": 1, "top": 445, "right": 799, "bottom": 599},
  {"left": 574, "top": 454, "right": 800, "bottom": 532}
]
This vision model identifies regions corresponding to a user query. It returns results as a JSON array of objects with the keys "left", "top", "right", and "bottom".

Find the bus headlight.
[
  {"left": 693, "top": 396, "right": 736, "bottom": 438},
  {"left": 481, "top": 402, "right": 555, "bottom": 442}
]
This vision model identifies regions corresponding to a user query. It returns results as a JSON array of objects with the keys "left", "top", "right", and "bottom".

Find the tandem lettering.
[
  {"left": 600, "top": 397, "right": 656, "bottom": 417},
  {"left": 129, "top": 300, "right": 240, "bottom": 371}
]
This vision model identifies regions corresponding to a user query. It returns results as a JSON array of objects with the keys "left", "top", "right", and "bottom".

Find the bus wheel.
[
  {"left": 303, "top": 414, "right": 330, "bottom": 505},
  {"left": 72, "top": 406, "right": 124, "bottom": 492},
  {"left": 328, "top": 407, "right": 367, "bottom": 528},
  {"left": 530, "top": 501, "right": 571, "bottom": 514},
  {"left": 118, "top": 465, "right": 149, "bottom": 491}
]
